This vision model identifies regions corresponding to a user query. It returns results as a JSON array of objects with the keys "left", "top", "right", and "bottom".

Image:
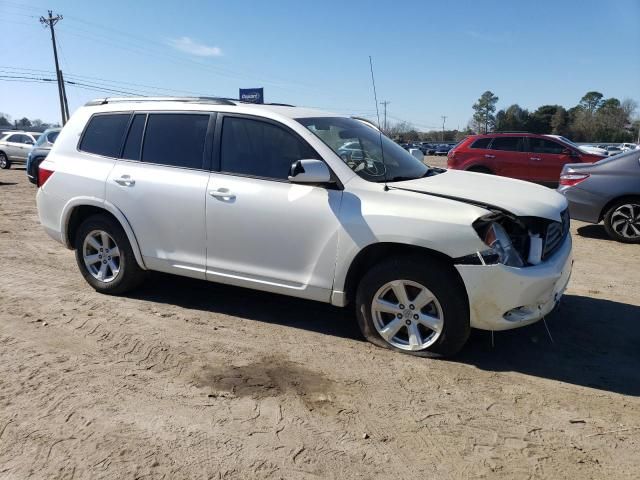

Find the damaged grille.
[{"left": 542, "top": 208, "right": 570, "bottom": 260}]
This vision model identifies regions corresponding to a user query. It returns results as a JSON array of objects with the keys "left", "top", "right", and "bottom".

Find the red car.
[{"left": 447, "top": 133, "right": 606, "bottom": 185}]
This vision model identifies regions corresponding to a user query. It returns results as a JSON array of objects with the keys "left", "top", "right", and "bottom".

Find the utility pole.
[
  {"left": 441, "top": 115, "right": 447, "bottom": 141},
  {"left": 380, "top": 101, "right": 390, "bottom": 132},
  {"left": 40, "top": 10, "right": 67, "bottom": 125}
]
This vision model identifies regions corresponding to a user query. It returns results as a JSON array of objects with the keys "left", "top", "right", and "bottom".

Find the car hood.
[{"left": 390, "top": 170, "right": 567, "bottom": 222}]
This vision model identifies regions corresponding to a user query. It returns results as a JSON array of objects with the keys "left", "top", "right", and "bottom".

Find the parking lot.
[{"left": 1, "top": 161, "right": 639, "bottom": 479}]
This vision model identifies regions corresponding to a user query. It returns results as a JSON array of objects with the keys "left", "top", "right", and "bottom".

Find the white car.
[
  {"left": 0, "top": 131, "right": 38, "bottom": 169},
  {"left": 36, "top": 97, "right": 573, "bottom": 357},
  {"left": 619, "top": 143, "right": 638, "bottom": 152}
]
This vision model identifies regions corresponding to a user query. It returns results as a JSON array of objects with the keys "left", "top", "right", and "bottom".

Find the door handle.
[
  {"left": 530, "top": 157, "right": 541, "bottom": 161},
  {"left": 114, "top": 175, "right": 135, "bottom": 186},
  {"left": 209, "top": 188, "right": 236, "bottom": 200},
  {"left": 484, "top": 154, "right": 495, "bottom": 159}
]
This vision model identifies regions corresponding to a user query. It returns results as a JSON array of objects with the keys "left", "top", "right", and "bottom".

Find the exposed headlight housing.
[
  {"left": 472, "top": 214, "right": 525, "bottom": 267},
  {"left": 481, "top": 222, "right": 524, "bottom": 267}
]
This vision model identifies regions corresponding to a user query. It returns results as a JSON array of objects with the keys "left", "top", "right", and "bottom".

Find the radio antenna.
[{"left": 369, "top": 56, "right": 388, "bottom": 190}]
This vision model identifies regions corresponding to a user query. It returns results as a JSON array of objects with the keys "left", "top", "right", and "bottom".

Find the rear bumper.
[
  {"left": 557, "top": 185, "right": 605, "bottom": 224},
  {"left": 455, "top": 234, "right": 573, "bottom": 331}
]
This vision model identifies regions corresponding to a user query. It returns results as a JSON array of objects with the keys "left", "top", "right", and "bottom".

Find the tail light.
[
  {"left": 37, "top": 167, "right": 54, "bottom": 187},
  {"left": 559, "top": 173, "right": 590, "bottom": 186}
]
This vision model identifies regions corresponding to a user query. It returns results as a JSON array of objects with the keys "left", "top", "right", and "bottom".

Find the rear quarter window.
[{"left": 79, "top": 113, "right": 131, "bottom": 157}]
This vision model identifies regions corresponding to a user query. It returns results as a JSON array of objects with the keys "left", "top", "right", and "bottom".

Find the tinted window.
[
  {"left": 142, "top": 114, "right": 208, "bottom": 169},
  {"left": 80, "top": 114, "right": 131, "bottom": 157},
  {"left": 491, "top": 136, "right": 524, "bottom": 151},
  {"left": 529, "top": 138, "right": 564, "bottom": 154},
  {"left": 470, "top": 138, "right": 491, "bottom": 149},
  {"left": 6, "top": 134, "right": 22, "bottom": 143},
  {"left": 221, "top": 116, "right": 317, "bottom": 180},
  {"left": 122, "top": 114, "right": 146, "bottom": 161}
]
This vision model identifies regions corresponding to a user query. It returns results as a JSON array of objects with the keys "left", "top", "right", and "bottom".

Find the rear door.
[
  {"left": 487, "top": 136, "right": 529, "bottom": 179},
  {"left": 106, "top": 112, "right": 214, "bottom": 278},
  {"left": 526, "top": 137, "right": 576, "bottom": 184}
]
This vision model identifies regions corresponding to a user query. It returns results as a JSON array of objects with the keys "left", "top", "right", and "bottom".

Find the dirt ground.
[{"left": 1, "top": 161, "right": 639, "bottom": 480}]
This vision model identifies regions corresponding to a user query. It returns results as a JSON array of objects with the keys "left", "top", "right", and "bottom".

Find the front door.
[
  {"left": 205, "top": 114, "right": 342, "bottom": 301},
  {"left": 526, "top": 137, "right": 577, "bottom": 184}
]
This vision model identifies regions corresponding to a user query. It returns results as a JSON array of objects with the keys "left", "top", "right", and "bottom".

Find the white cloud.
[{"left": 167, "top": 36, "right": 222, "bottom": 57}]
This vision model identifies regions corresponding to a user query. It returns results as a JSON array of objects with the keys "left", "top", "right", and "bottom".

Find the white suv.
[{"left": 36, "top": 97, "right": 573, "bottom": 357}]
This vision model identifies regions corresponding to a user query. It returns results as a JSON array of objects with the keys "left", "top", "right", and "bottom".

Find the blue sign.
[{"left": 239, "top": 88, "right": 264, "bottom": 104}]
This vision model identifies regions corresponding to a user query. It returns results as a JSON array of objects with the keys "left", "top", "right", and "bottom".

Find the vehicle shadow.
[
  {"left": 456, "top": 294, "right": 640, "bottom": 396},
  {"left": 0, "top": 182, "right": 18, "bottom": 186},
  {"left": 577, "top": 224, "right": 612, "bottom": 241},
  {"left": 129, "top": 276, "right": 639, "bottom": 396},
  {"left": 128, "top": 273, "right": 362, "bottom": 341}
]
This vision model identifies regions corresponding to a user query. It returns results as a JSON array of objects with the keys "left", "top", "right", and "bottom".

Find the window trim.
[
  {"left": 77, "top": 111, "right": 133, "bottom": 159},
  {"left": 214, "top": 113, "right": 342, "bottom": 189}
]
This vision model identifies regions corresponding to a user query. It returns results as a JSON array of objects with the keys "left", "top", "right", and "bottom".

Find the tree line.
[
  {"left": 471, "top": 90, "right": 639, "bottom": 142},
  {"left": 0, "top": 112, "right": 60, "bottom": 132}
]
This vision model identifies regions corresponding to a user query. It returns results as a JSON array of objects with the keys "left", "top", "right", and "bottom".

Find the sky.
[{"left": 1, "top": 0, "right": 639, "bottom": 130}]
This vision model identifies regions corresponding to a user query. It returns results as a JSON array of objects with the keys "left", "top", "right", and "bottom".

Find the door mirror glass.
[{"left": 288, "top": 159, "right": 332, "bottom": 184}]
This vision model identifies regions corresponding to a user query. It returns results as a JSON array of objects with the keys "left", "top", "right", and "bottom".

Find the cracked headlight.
[{"left": 478, "top": 221, "right": 524, "bottom": 267}]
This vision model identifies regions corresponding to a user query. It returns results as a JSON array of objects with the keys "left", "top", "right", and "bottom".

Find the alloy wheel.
[
  {"left": 371, "top": 279, "right": 444, "bottom": 351},
  {"left": 0, "top": 154, "right": 7, "bottom": 169},
  {"left": 610, "top": 203, "right": 640, "bottom": 239},
  {"left": 82, "top": 230, "right": 121, "bottom": 282}
]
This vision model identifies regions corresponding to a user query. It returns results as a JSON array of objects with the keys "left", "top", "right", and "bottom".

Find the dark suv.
[
  {"left": 26, "top": 128, "right": 60, "bottom": 184},
  {"left": 447, "top": 133, "right": 606, "bottom": 185}
]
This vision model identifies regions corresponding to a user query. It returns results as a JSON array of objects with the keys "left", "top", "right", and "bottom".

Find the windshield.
[{"left": 296, "top": 116, "right": 429, "bottom": 182}]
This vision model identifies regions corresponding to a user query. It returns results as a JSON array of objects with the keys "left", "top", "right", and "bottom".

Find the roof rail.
[
  {"left": 84, "top": 96, "right": 237, "bottom": 106},
  {"left": 492, "top": 130, "right": 531, "bottom": 134}
]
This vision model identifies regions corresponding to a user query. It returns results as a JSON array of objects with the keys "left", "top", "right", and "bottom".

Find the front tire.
[
  {"left": 0, "top": 152, "right": 10, "bottom": 169},
  {"left": 74, "top": 214, "right": 146, "bottom": 294},
  {"left": 355, "top": 256, "right": 470, "bottom": 358},
  {"left": 604, "top": 199, "right": 640, "bottom": 243}
]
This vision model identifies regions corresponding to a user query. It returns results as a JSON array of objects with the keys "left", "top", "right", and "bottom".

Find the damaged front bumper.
[{"left": 455, "top": 234, "right": 573, "bottom": 331}]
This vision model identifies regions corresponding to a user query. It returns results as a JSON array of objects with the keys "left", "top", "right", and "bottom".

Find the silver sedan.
[{"left": 558, "top": 149, "right": 640, "bottom": 243}]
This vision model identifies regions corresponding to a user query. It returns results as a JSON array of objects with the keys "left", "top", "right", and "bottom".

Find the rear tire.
[
  {"left": 0, "top": 152, "right": 10, "bottom": 169},
  {"left": 603, "top": 198, "right": 640, "bottom": 243},
  {"left": 355, "top": 256, "right": 470, "bottom": 358},
  {"left": 74, "top": 214, "right": 146, "bottom": 294}
]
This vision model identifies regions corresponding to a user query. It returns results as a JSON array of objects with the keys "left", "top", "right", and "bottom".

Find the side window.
[
  {"left": 220, "top": 116, "right": 317, "bottom": 180},
  {"left": 470, "top": 138, "right": 491, "bottom": 149},
  {"left": 490, "top": 136, "right": 524, "bottom": 152},
  {"left": 122, "top": 114, "right": 146, "bottom": 161},
  {"left": 142, "top": 113, "right": 209, "bottom": 169},
  {"left": 6, "top": 134, "right": 20, "bottom": 143},
  {"left": 79, "top": 114, "right": 131, "bottom": 157},
  {"left": 529, "top": 138, "right": 565, "bottom": 155}
]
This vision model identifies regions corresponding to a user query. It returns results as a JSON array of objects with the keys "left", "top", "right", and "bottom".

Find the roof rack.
[
  {"left": 84, "top": 96, "right": 237, "bottom": 106},
  {"left": 492, "top": 131, "right": 531, "bottom": 134}
]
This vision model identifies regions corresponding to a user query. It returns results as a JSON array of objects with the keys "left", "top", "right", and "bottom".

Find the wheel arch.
[
  {"left": 599, "top": 194, "right": 640, "bottom": 222},
  {"left": 466, "top": 164, "right": 493, "bottom": 174},
  {"left": 339, "top": 242, "right": 467, "bottom": 308},
  {"left": 61, "top": 199, "right": 146, "bottom": 270}
]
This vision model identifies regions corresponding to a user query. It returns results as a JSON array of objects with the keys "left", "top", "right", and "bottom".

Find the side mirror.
[{"left": 288, "top": 159, "right": 333, "bottom": 184}]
